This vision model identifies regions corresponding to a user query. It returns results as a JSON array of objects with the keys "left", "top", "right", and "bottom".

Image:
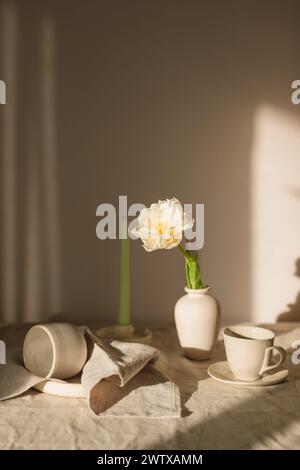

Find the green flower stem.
[
  {"left": 178, "top": 243, "right": 191, "bottom": 260},
  {"left": 177, "top": 244, "right": 205, "bottom": 290},
  {"left": 185, "top": 258, "right": 192, "bottom": 289}
]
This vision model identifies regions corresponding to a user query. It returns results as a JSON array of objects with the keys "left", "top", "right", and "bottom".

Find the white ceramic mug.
[
  {"left": 223, "top": 324, "right": 287, "bottom": 381},
  {"left": 23, "top": 323, "right": 87, "bottom": 379}
]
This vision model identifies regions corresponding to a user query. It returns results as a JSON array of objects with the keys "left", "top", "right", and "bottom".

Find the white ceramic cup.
[
  {"left": 223, "top": 324, "right": 287, "bottom": 381},
  {"left": 23, "top": 323, "right": 87, "bottom": 379}
]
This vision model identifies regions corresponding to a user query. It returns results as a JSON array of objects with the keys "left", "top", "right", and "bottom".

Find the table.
[{"left": 1, "top": 322, "right": 300, "bottom": 449}]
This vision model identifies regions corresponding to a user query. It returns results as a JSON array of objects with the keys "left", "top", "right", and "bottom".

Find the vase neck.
[{"left": 185, "top": 286, "right": 211, "bottom": 295}]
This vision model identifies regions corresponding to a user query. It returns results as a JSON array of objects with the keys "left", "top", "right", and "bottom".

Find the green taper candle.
[{"left": 118, "top": 220, "right": 130, "bottom": 326}]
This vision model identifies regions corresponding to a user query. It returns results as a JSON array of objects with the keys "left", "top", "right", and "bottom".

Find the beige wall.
[{"left": 1, "top": 0, "right": 300, "bottom": 325}]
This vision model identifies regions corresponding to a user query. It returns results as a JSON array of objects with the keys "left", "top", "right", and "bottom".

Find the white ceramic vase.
[{"left": 174, "top": 286, "right": 221, "bottom": 360}]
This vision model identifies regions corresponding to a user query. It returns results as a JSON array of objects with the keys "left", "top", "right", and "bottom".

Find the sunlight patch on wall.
[
  {"left": 41, "top": 17, "right": 62, "bottom": 315},
  {"left": 251, "top": 105, "right": 300, "bottom": 323},
  {"left": 23, "top": 16, "right": 61, "bottom": 320},
  {"left": 23, "top": 122, "right": 42, "bottom": 320}
]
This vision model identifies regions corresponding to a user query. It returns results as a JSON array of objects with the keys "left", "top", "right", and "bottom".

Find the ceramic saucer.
[
  {"left": 208, "top": 361, "right": 288, "bottom": 386},
  {"left": 34, "top": 374, "right": 85, "bottom": 398}
]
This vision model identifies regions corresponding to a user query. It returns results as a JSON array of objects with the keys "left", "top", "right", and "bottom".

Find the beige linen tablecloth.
[
  {"left": 0, "top": 328, "right": 180, "bottom": 418},
  {"left": 1, "top": 322, "right": 300, "bottom": 450}
]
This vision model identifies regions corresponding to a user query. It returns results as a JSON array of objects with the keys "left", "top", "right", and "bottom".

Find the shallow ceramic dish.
[
  {"left": 34, "top": 374, "right": 85, "bottom": 398},
  {"left": 208, "top": 361, "right": 288, "bottom": 386}
]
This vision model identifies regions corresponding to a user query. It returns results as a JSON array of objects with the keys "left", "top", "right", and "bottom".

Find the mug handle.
[{"left": 259, "top": 346, "right": 287, "bottom": 375}]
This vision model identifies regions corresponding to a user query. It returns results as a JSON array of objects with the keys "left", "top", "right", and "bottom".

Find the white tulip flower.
[
  {"left": 132, "top": 198, "right": 193, "bottom": 252},
  {"left": 132, "top": 197, "right": 205, "bottom": 289}
]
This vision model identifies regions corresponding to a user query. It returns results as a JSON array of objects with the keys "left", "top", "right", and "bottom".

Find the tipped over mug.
[
  {"left": 223, "top": 324, "right": 287, "bottom": 381},
  {"left": 23, "top": 323, "right": 87, "bottom": 379}
]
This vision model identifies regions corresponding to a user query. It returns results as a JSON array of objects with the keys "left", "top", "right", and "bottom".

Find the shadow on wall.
[
  {"left": 278, "top": 259, "right": 300, "bottom": 322},
  {"left": 1, "top": 0, "right": 300, "bottom": 324}
]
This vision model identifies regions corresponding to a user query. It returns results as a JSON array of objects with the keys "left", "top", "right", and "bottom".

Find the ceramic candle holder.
[
  {"left": 96, "top": 324, "right": 152, "bottom": 345},
  {"left": 23, "top": 323, "right": 87, "bottom": 379}
]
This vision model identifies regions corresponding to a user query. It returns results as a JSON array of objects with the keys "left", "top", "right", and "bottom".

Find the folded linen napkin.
[{"left": 0, "top": 328, "right": 181, "bottom": 417}]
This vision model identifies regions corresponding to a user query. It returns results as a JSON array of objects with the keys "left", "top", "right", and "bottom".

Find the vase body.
[{"left": 174, "top": 286, "right": 221, "bottom": 360}]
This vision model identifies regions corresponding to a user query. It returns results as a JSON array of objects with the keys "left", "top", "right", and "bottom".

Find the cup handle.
[{"left": 259, "top": 346, "right": 287, "bottom": 375}]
